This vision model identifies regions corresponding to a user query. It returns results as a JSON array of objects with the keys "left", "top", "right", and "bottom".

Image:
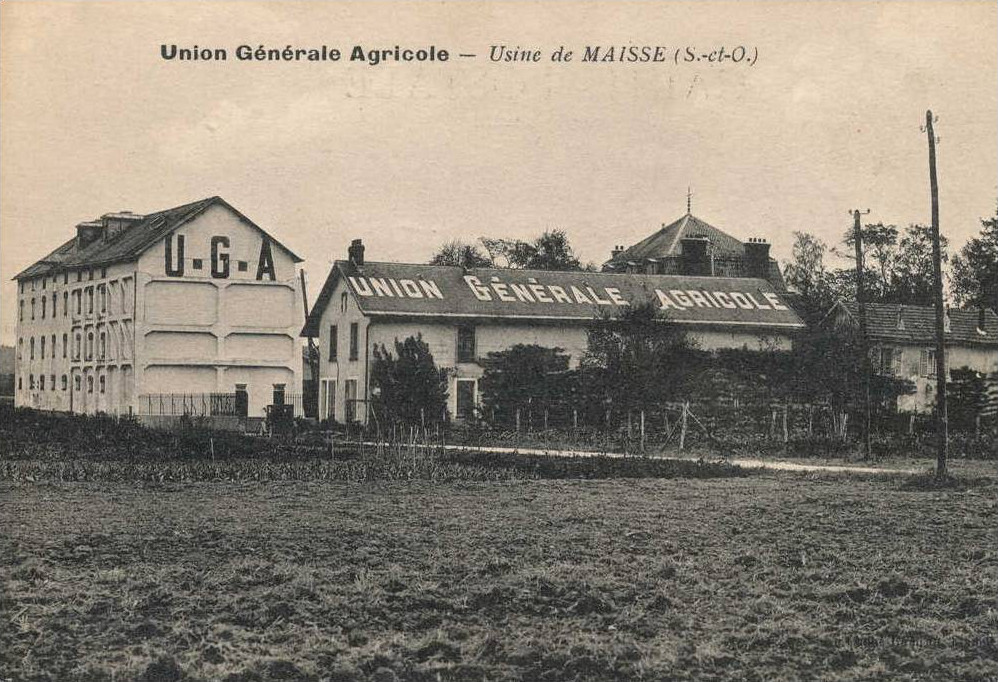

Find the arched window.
[
  {"left": 99, "top": 333, "right": 106, "bottom": 359},
  {"left": 62, "top": 334, "right": 68, "bottom": 358},
  {"left": 87, "top": 376, "right": 94, "bottom": 393},
  {"left": 99, "top": 376, "right": 106, "bottom": 394},
  {"left": 40, "top": 336, "right": 46, "bottom": 359},
  {"left": 63, "top": 291, "right": 68, "bottom": 317},
  {"left": 86, "top": 332, "right": 94, "bottom": 360},
  {"left": 61, "top": 375, "right": 68, "bottom": 391},
  {"left": 30, "top": 337, "right": 35, "bottom": 360},
  {"left": 52, "top": 292, "right": 57, "bottom": 317},
  {"left": 75, "top": 333, "right": 82, "bottom": 360},
  {"left": 41, "top": 296, "right": 46, "bottom": 319},
  {"left": 74, "top": 375, "right": 82, "bottom": 391}
]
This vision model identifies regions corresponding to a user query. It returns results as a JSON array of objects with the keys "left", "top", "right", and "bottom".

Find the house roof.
[
  {"left": 13, "top": 196, "right": 302, "bottom": 280},
  {"left": 612, "top": 213, "right": 747, "bottom": 262},
  {"left": 302, "top": 259, "right": 806, "bottom": 337},
  {"left": 834, "top": 301, "right": 998, "bottom": 347}
]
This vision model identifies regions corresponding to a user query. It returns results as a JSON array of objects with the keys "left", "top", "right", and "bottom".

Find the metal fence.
[{"left": 138, "top": 393, "right": 239, "bottom": 417}]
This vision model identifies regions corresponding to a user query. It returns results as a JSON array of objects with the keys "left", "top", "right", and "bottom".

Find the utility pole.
[
  {"left": 852, "top": 208, "right": 872, "bottom": 459},
  {"left": 925, "top": 110, "right": 948, "bottom": 477}
]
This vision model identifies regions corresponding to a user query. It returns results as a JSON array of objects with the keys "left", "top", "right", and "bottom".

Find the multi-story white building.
[
  {"left": 302, "top": 239, "right": 806, "bottom": 424},
  {"left": 13, "top": 196, "right": 304, "bottom": 420}
]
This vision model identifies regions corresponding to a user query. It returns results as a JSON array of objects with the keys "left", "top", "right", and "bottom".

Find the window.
[
  {"left": 63, "top": 292, "right": 68, "bottom": 317},
  {"left": 18, "top": 377, "right": 22, "bottom": 391},
  {"left": 87, "top": 287, "right": 94, "bottom": 314},
  {"left": 99, "top": 376, "right": 106, "bottom": 394},
  {"left": 42, "top": 277, "right": 47, "bottom": 290},
  {"left": 51, "top": 374, "right": 55, "bottom": 390},
  {"left": 920, "top": 349, "right": 937, "bottom": 378},
  {"left": 192, "top": 258, "right": 203, "bottom": 270},
  {"left": 76, "top": 271, "right": 82, "bottom": 282},
  {"left": 88, "top": 269, "right": 94, "bottom": 281},
  {"left": 341, "top": 292, "right": 348, "bottom": 312},
  {"left": 237, "top": 260, "right": 248, "bottom": 272},
  {"left": 99, "top": 332, "right": 106, "bottom": 359},
  {"left": 101, "top": 267, "right": 107, "bottom": 279},
  {"left": 456, "top": 379, "right": 477, "bottom": 419},
  {"left": 86, "top": 333, "right": 94, "bottom": 360},
  {"left": 100, "top": 285, "right": 107, "bottom": 313},
  {"left": 41, "top": 296, "right": 46, "bottom": 319},
  {"left": 17, "top": 338, "right": 22, "bottom": 359},
  {"left": 328, "top": 325, "right": 338, "bottom": 361},
  {"left": 52, "top": 292, "right": 57, "bottom": 317},
  {"left": 61, "top": 375, "right": 68, "bottom": 391},
  {"left": 87, "top": 376, "right": 94, "bottom": 393},
  {"left": 74, "top": 333, "right": 82, "bottom": 360},
  {"left": 64, "top": 273, "right": 69, "bottom": 285},
  {"left": 349, "top": 323, "right": 359, "bottom": 360},
  {"left": 30, "top": 337, "right": 35, "bottom": 360},
  {"left": 39, "top": 374, "right": 45, "bottom": 390},
  {"left": 40, "top": 336, "right": 46, "bottom": 359},
  {"left": 51, "top": 335, "right": 56, "bottom": 358},
  {"left": 19, "top": 299, "right": 23, "bottom": 322},
  {"left": 75, "top": 376, "right": 81, "bottom": 391},
  {"left": 75, "top": 290, "right": 82, "bottom": 315},
  {"left": 457, "top": 326, "right": 476, "bottom": 363},
  {"left": 62, "top": 334, "right": 68, "bottom": 358},
  {"left": 31, "top": 298, "right": 35, "bottom": 320},
  {"left": 29, "top": 374, "right": 34, "bottom": 390}
]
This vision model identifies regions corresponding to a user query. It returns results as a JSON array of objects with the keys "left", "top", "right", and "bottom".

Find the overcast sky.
[{"left": 2, "top": 1, "right": 996, "bottom": 344}]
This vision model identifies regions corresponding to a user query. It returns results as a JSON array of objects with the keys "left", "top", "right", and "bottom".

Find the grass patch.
[{"left": 1, "top": 476, "right": 995, "bottom": 681}]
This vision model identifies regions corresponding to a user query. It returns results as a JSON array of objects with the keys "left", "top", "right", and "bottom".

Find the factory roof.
[
  {"left": 302, "top": 259, "right": 806, "bottom": 336},
  {"left": 13, "top": 196, "right": 302, "bottom": 280}
]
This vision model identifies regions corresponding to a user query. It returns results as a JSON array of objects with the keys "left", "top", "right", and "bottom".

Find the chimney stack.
[
  {"left": 611, "top": 244, "right": 625, "bottom": 261},
  {"left": 348, "top": 238, "right": 365, "bottom": 266},
  {"left": 680, "top": 236, "right": 712, "bottom": 276},
  {"left": 76, "top": 221, "right": 105, "bottom": 249},
  {"left": 744, "top": 237, "right": 772, "bottom": 280}
]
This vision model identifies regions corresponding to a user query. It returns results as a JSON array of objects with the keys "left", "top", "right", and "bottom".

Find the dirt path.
[{"left": 360, "top": 441, "right": 923, "bottom": 475}]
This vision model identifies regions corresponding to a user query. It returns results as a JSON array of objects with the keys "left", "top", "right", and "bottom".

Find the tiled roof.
[
  {"left": 837, "top": 301, "right": 998, "bottom": 347},
  {"left": 13, "top": 196, "right": 302, "bottom": 280},
  {"left": 608, "top": 213, "right": 747, "bottom": 264},
  {"left": 303, "top": 260, "right": 805, "bottom": 336}
]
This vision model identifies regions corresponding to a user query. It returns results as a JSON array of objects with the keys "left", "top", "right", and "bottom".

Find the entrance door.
[
  {"left": 456, "top": 379, "right": 476, "bottom": 419},
  {"left": 321, "top": 379, "right": 336, "bottom": 422},
  {"left": 344, "top": 379, "right": 357, "bottom": 423}
]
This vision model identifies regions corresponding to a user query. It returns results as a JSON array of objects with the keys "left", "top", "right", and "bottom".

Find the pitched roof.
[
  {"left": 835, "top": 301, "right": 998, "bottom": 347},
  {"left": 608, "top": 213, "right": 747, "bottom": 264},
  {"left": 302, "top": 260, "right": 805, "bottom": 337},
  {"left": 13, "top": 196, "right": 302, "bottom": 280}
]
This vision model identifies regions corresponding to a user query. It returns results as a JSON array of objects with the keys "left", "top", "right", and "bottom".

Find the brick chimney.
[
  {"left": 680, "top": 236, "right": 712, "bottom": 276},
  {"left": 348, "top": 238, "right": 365, "bottom": 266},
  {"left": 76, "top": 221, "right": 105, "bottom": 249},
  {"left": 611, "top": 244, "right": 625, "bottom": 260},
  {"left": 744, "top": 238, "right": 771, "bottom": 280},
  {"left": 101, "top": 211, "right": 145, "bottom": 240}
]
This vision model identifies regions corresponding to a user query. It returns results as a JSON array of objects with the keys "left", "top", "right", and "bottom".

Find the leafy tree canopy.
[{"left": 370, "top": 334, "right": 448, "bottom": 426}]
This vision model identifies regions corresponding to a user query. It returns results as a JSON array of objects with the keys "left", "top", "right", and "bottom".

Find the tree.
[
  {"left": 369, "top": 334, "right": 448, "bottom": 426},
  {"left": 428, "top": 240, "right": 493, "bottom": 268},
  {"left": 580, "top": 302, "right": 701, "bottom": 414},
  {"left": 478, "top": 345, "right": 572, "bottom": 424},
  {"left": 480, "top": 230, "right": 586, "bottom": 271},
  {"left": 783, "top": 231, "right": 839, "bottom": 323},
  {"left": 950, "top": 208, "right": 998, "bottom": 310},
  {"left": 841, "top": 222, "right": 946, "bottom": 305}
]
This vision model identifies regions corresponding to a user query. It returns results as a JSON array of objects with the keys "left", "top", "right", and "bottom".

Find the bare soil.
[{"left": 1, "top": 475, "right": 996, "bottom": 681}]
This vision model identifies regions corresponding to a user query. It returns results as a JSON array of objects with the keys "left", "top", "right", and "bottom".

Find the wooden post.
[
  {"left": 679, "top": 402, "right": 688, "bottom": 451},
  {"left": 925, "top": 110, "right": 948, "bottom": 478},
  {"left": 909, "top": 414, "right": 915, "bottom": 436},
  {"left": 544, "top": 409, "right": 549, "bottom": 431},
  {"left": 627, "top": 412, "right": 632, "bottom": 439},
  {"left": 782, "top": 404, "right": 789, "bottom": 444},
  {"left": 573, "top": 409, "right": 578, "bottom": 429},
  {"left": 516, "top": 409, "right": 521, "bottom": 434},
  {"left": 807, "top": 406, "right": 814, "bottom": 436},
  {"left": 640, "top": 411, "right": 646, "bottom": 453},
  {"left": 420, "top": 407, "right": 425, "bottom": 430}
]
